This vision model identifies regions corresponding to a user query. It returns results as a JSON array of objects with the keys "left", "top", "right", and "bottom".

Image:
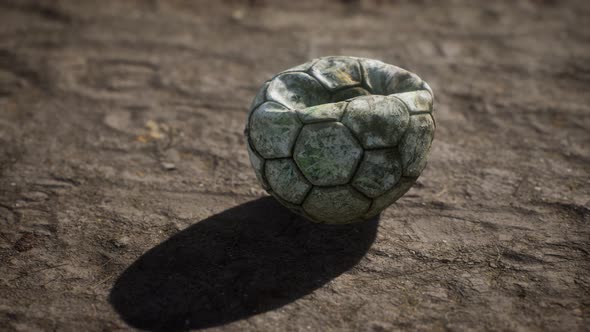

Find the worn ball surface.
[{"left": 245, "top": 56, "right": 435, "bottom": 224}]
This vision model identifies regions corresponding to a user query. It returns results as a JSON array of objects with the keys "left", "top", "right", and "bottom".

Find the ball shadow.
[{"left": 109, "top": 197, "right": 378, "bottom": 331}]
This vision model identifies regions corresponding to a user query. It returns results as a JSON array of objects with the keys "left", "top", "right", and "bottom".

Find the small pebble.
[
  {"left": 161, "top": 162, "right": 176, "bottom": 171},
  {"left": 114, "top": 236, "right": 130, "bottom": 248}
]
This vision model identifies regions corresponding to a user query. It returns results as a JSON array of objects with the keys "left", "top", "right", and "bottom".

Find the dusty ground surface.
[{"left": 0, "top": 0, "right": 589, "bottom": 331}]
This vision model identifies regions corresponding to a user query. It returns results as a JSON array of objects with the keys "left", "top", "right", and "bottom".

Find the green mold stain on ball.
[{"left": 245, "top": 56, "right": 435, "bottom": 224}]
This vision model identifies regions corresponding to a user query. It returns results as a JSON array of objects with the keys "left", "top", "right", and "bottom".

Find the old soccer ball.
[{"left": 245, "top": 56, "right": 435, "bottom": 224}]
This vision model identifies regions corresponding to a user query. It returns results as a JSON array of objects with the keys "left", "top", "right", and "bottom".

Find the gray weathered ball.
[{"left": 245, "top": 56, "right": 435, "bottom": 224}]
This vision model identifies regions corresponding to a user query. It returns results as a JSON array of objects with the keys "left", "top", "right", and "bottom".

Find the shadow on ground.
[{"left": 109, "top": 197, "right": 378, "bottom": 331}]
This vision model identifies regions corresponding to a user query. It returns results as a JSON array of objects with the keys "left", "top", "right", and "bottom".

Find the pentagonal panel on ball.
[
  {"left": 341, "top": 95, "right": 409, "bottom": 149},
  {"left": 249, "top": 101, "right": 302, "bottom": 159},
  {"left": 351, "top": 149, "right": 402, "bottom": 198},
  {"left": 302, "top": 185, "right": 371, "bottom": 224},
  {"left": 266, "top": 72, "right": 330, "bottom": 110},
  {"left": 294, "top": 122, "right": 363, "bottom": 186},
  {"left": 310, "top": 56, "right": 362, "bottom": 91},
  {"left": 265, "top": 159, "right": 312, "bottom": 205}
]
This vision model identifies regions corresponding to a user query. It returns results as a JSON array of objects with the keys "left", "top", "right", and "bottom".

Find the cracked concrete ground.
[{"left": 0, "top": 0, "right": 589, "bottom": 331}]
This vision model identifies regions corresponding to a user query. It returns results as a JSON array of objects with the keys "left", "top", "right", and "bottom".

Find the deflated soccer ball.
[{"left": 245, "top": 56, "right": 435, "bottom": 224}]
